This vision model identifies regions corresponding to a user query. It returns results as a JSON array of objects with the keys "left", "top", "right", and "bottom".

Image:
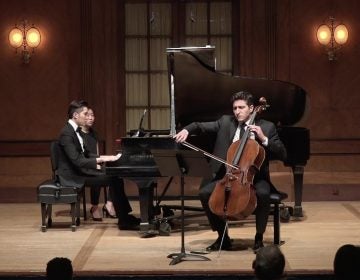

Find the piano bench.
[{"left": 37, "top": 180, "right": 82, "bottom": 232}]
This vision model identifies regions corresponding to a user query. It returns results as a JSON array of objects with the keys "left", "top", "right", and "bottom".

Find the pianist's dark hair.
[
  {"left": 230, "top": 91, "right": 254, "bottom": 106},
  {"left": 67, "top": 100, "right": 89, "bottom": 119}
]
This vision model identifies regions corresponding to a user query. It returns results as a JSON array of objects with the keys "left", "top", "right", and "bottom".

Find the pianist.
[
  {"left": 81, "top": 107, "right": 117, "bottom": 221},
  {"left": 57, "top": 100, "right": 140, "bottom": 230},
  {"left": 174, "top": 91, "right": 287, "bottom": 252}
]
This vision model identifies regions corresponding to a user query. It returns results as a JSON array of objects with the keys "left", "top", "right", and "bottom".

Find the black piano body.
[
  {"left": 106, "top": 46, "right": 310, "bottom": 231},
  {"left": 167, "top": 46, "right": 310, "bottom": 217},
  {"left": 106, "top": 136, "right": 179, "bottom": 231}
]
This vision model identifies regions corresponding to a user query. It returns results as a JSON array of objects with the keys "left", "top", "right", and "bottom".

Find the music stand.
[{"left": 151, "top": 149, "right": 213, "bottom": 265}]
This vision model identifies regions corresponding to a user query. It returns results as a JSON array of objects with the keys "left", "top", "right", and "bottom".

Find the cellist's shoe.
[
  {"left": 253, "top": 233, "right": 264, "bottom": 253},
  {"left": 206, "top": 236, "right": 232, "bottom": 251}
]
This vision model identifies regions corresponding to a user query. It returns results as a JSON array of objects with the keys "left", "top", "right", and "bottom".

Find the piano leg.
[
  {"left": 292, "top": 166, "right": 304, "bottom": 217},
  {"left": 136, "top": 179, "right": 156, "bottom": 232}
]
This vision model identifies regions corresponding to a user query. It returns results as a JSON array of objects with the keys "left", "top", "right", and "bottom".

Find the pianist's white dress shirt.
[{"left": 68, "top": 119, "right": 85, "bottom": 152}]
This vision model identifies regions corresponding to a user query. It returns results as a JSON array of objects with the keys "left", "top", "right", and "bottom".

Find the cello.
[{"left": 208, "top": 97, "right": 269, "bottom": 220}]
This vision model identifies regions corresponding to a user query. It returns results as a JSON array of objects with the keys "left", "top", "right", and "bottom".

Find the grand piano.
[{"left": 106, "top": 46, "right": 310, "bottom": 231}]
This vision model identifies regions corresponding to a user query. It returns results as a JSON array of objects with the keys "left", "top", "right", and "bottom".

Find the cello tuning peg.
[{"left": 259, "top": 97, "right": 267, "bottom": 104}]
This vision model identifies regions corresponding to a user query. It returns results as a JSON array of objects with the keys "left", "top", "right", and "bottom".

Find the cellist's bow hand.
[
  {"left": 248, "top": 125, "right": 266, "bottom": 142},
  {"left": 173, "top": 129, "right": 189, "bottom": 143}
]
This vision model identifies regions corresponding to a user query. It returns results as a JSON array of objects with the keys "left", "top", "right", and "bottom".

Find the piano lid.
[
  {"left": 167, "top": 47, "right": 308, "bottom": 130},
  {"left": 167, "top": 46, "right": 216, "bottom": 71}
]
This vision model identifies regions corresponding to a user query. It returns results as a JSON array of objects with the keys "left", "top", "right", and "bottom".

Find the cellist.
[{"left": 174, "top": 91, "right": 287, "bottom": 252}]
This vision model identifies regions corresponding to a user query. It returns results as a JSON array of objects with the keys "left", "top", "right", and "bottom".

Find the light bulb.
[
  {"left": 334, "top": 24, "right": 348, "bottom": 45},
  {"left": 316, "top": 24, "right": 331, "bottom": 45},
  {"left": 26, "top": 27, "right": 41, "bottom": 48},
  {"left": 9, "top": 28, "right": 23, "bottom": 48}
]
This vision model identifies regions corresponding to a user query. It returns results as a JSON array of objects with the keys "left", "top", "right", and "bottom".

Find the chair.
[{"left": 37, "top": 141, "right": 83, "bottom": 232}]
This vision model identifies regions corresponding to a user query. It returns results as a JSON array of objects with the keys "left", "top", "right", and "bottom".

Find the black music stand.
[{"left": 151, "top": 149, "right": 213, "bottom": 265}]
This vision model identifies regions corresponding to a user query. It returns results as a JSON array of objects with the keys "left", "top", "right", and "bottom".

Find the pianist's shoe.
[
  {"left": 90, "top": 206, "right": 103, "bottom": 222},
  {"left": 103, "top": 202, "right": 117, "bottom": 218},
  {"left": 118, "top": 214, "right": 141, "bottom": 231}
]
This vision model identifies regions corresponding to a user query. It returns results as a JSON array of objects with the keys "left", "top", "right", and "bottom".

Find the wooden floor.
[{"left": 0, "top": 200, "right": 359, "bottom": 278}]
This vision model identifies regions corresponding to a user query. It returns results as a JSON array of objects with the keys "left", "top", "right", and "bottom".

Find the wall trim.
[{"left": 0, "top": 140, "right": 105, "bottom": 157}]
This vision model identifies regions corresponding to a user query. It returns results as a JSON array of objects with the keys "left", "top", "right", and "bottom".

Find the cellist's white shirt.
[
  {"left": 232, "top": 123, "right": 241, "bottom": 142},
  {"left": 233, "top": 120, "right": 252, "bottom": 142},
  {"left": 232, "top": 120, "right": 267, "bottom": 146}
]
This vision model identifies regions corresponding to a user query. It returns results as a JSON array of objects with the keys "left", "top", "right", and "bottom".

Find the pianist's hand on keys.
[
  {"left": 96, "top": 154, "right": 122, "bottom": 168},
  {"left": 100, "top": 154, "right": 122, "bottom": 162}
]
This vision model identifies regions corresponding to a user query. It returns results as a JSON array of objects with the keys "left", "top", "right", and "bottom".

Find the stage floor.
[{"left": 0, "top": 201, "right": 359, "bottom": 278}]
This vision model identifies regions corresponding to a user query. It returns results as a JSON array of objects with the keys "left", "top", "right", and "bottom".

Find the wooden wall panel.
[
  {"left": 276, "top": 0, "right": 360, "bottom": 140},
  {"left": 90, "top": 0, "right": 123, "bottom": 154},
  {"left": 0, "top": 0, "right": 82, "bottom": 141},
  {"left": 0, "top": 0, "right": 359, "bottom": 202},
  {"left": 238, "top": 0, "right": 360, "bottom": 140},
  {"left": 0, "top": 0, "right": 82, "bottom": 194}
]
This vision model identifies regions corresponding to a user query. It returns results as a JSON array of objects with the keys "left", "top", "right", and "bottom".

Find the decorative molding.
[
  {"left": 311, "top": 139, "right": 360, "bottom": 155},
  {"left": 0, "top": 140, "right": 105, "bottom": 157}
]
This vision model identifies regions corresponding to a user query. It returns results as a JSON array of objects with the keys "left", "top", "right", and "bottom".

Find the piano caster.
[
  {"left": 159, "top": 219, "right": 171, "bottom": 236},
  {"left": 139, "top": 222, "right": 156, "bottom": 232},
  {"left": 280, "top": 206, "right": 291, "bottom": 223},
  {"left": 293, "top": 206, "right": 303, "bottom": 218},
  {"left": 138, "top": 219, "right": 171, "bottom": 238},
  {"left": 139, "top": 222, "right": 158, "bottom": 238}
]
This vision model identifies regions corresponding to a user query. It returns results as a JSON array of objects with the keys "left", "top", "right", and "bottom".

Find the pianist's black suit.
[
  {"left": 183, "top": 115, "right": 286, "bottom": 237},
  {"left": 57, "top": 122, "right": 133, "bottom": 224}
]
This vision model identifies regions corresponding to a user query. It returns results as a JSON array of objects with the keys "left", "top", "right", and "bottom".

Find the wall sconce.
[
  {"left": 316, "top": 17, "right": 348, "bottom": 61},
  {"left": 8, "top": 20, "right": 41, "bottom": 64}
]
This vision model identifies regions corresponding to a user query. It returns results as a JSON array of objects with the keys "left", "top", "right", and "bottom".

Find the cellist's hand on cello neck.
[
  {"left": 173, "top": 129, "right": 189, "bottom": 143},
  {"left": 247, "top": 124, "right": 268, "bottom": 146}
]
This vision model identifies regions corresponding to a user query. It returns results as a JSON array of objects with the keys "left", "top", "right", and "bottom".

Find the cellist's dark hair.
[
  {"left": 230, "top": 91, "right": 255, "bottom": 106},
  {"left": 67, "top": 100, "right": 88, "bottom": 119}
]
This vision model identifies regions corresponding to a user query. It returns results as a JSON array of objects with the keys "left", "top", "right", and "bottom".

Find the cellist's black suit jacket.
[
  {"left": 184, "top": 115, "right": 286, "bottom": 183},
  {"left": 57, "top": 122, "right": 132, "bottom": 220},
  {"left": 183, "top": 115, "right": 287, "bottom": 234}
]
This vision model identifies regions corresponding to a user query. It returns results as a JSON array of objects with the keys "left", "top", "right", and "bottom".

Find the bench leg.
[
  {"left": 273, "top": 203, "right": 280, "bottom": 245},
  {"left": 47, "top": 204, "right": 53, "bottom": 228},
  {"left": 76, "top": 200, "right": 81, "bottom": 226},
  {"left": 41, "top": 203, "right": 47, "bottom": 232},
  {"left": 81, "top": 188, "right": 87, "bottom": 220},
  {"left": 70, "top": 203, "right": 76, "bottom": 232}
]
